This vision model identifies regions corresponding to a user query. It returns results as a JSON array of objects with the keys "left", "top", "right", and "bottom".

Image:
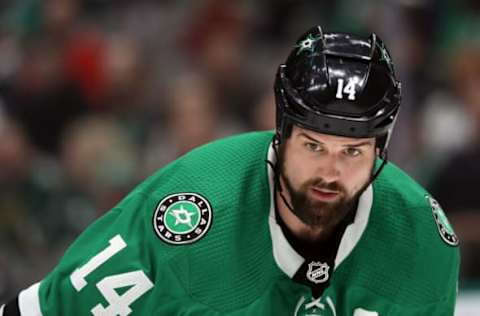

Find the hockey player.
[{"left": 1, "top": 26, "right": 459, "bottom": 315}]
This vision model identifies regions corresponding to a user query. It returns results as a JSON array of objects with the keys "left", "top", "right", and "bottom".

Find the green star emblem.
[
  {"left": 426, "top": 195, "right": 459, "bottom": 246},
  {"left": 153, "top": 193, "right": 213, "bottom": 245},
  {"left": 376, "top": 41, "right": 394, "bottom": 72},
  {"left": 165, "top": 201, "right": 201, "bottom": 234},
  {"left": 296, "top": 34, "right": 321, "bottom": 55}
]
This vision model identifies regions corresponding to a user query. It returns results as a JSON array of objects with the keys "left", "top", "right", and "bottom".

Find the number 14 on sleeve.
[{"left": 70, "top": 235, "right": 154, "bottom": 316}]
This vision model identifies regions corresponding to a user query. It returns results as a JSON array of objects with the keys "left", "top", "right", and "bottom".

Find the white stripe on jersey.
[
  {"left": 266, "top": 144, "right": 304, "bottom": 277},
  {"left": 0, "top": 303, "right": 5, "bottom": 316},
  {"left": 18, "top": 283, "right": 42, "bottom": 316}
]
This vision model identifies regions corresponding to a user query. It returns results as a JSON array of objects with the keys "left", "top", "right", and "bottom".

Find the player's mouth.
[{"left": 310, "top": 187, "right": 340, "bottom": 202}]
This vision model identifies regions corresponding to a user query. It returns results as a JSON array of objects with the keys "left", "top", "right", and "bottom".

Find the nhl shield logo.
[{"left": 306, "top": 261, "right": 330, "bottom": 284}]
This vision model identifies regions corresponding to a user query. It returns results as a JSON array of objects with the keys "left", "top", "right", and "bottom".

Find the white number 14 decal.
[
  {"left": 70, "top": 235, "right": 154, "bottom": 316},
  {"left": 335, "top": 78, "right": 357, "bottom": 100}
]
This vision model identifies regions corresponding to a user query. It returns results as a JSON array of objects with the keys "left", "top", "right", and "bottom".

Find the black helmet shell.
[{"left": 275, "top": 26, "right": 401, "bottom": 152}]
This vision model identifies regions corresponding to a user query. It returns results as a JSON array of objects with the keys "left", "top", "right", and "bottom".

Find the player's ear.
[{"left": 373, "top": 138, "right": 381, "bottom": 156}]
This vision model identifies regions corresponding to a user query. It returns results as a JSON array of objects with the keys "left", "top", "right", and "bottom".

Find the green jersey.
[{"left": 2, "top": 131, "right": 459, "bottom": 315}]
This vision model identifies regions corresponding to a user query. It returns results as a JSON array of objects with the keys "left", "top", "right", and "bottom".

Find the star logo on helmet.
[
  {"left": 296, "top": 34, "right": 321, "bottom": 55},
  {"left": 376, "top": 41, "right": 394, "bottom": 72}
]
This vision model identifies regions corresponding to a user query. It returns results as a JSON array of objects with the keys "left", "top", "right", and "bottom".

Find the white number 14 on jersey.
[{"left": 70, "top": 235, "right": 154, "bottom": 316}]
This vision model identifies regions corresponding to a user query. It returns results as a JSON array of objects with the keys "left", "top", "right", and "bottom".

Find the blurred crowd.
[{"left": 0, "top": 0, "right": 479, "bottom": 301}]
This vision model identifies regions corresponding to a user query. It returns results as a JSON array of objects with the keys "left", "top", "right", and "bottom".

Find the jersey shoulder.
[
  {"left": 133, "top": 131, "right": 278, "bottom": 310},
  {"left": 127, "top": 130, "right": 274, "bottom": 248},
  {"left": 138, "top": 131, "right": 274, "bottom": 195},
  {"left": 355, "top": 161, "right": 460, "bottom": 306},
  {"left": 374, "top": 160, "right": 459, "bottom": 251},
  {"left": 375, "top": 161, "right": 428, "bottom": 207}
]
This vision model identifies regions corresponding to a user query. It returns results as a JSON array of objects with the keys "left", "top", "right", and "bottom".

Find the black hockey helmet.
[{"left": 274, "top": 26, "right": 401, "bottom": 154}]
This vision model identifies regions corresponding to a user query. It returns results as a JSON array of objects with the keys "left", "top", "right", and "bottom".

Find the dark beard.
[
  {"left": 277, "top": 146, "right": 368, "bottom": 230},
  {"left": 280, "top": 173, "right": 359, "bottom": 229}
]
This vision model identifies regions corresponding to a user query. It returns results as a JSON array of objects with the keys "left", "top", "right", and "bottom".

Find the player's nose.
[{"left": 317, "top": 155, "right": 341, "bottom": 183}]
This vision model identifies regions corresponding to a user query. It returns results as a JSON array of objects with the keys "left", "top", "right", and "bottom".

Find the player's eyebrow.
[
  {"left": 342, "top": 141, "right": 373, "bottom": 148},
  {"left": 298, "top": 132, "right": 373, "bottom": 147},
  {"left": 298, "top": 132, "right": 323, "bottom": 143}
]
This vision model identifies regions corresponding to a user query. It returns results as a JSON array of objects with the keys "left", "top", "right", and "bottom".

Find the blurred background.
[{"left": 0, "top": 0, "right": 478, "bottom": 314}]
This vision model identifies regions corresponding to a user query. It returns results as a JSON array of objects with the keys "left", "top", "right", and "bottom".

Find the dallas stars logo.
[
  {"left": 376, "top": 41, "right": 394, "bottom": 72},
  {"left": 153, "top": 193, "right": 212, "bottom": 245},
  {"left": 296, "top": 34, "right": 321, "bottom": 55},
  {"left": 168, "top": 204, "right": 197, "bottom": 231},
  {"left": 426, "top": 195, "right": 459, "bottom": 247}
]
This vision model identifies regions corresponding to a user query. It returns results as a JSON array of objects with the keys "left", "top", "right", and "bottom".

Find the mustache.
[{"left": 303, "top": 178, "right": 345, "bottom": 193}]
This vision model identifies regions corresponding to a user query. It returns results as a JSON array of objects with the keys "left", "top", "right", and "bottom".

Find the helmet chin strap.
[
  {"left": 265, "top": 138, "right": 297, "bottom": 216},
  {"left": 353, "top": 149, "right": 388, "bottom": 200},
  {"left": 266, "top": 135, "right": 389, "bottom": 217},
  {"left": 371, "top": 150, "right": 388, "bottom": 183}
]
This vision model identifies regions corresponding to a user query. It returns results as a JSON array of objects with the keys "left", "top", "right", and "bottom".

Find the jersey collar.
[{"left": 266, "top": 142, "right": 373, "bottom": 278}]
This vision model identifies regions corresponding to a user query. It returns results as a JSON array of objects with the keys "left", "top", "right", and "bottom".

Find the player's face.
[{"left": 279, "top": 126, "right": 376, "bottom": 230}]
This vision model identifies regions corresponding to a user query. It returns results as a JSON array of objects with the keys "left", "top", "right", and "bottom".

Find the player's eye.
[
  {"left": 344, "top": 147, "right": 361, "bottom": 157},
  {"left": 305, "top": 142, "right": 323, "bottom": 152}
]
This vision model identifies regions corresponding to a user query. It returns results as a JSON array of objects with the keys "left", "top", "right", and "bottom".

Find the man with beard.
[{"left": 2, "top": 26, "right": 459, "bottom": 316}]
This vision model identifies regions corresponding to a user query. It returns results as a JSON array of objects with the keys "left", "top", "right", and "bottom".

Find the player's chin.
[{"left": 302, "top": 210, "right": 335, "bottom": 229}]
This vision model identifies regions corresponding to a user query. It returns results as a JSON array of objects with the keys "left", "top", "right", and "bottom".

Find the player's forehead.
[{"left": 290, "top": 126, "right": 375, "bottom": 146}]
